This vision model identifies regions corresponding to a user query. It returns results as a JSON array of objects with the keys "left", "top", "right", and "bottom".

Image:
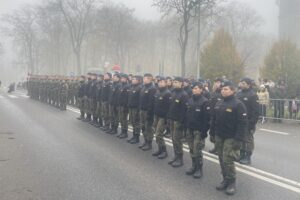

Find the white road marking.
[
  {"left": 66, "top": 106, "right": 300, "bottom": 194},
  {"left": 259, "top": 128, "right": 290, "bottom": 136},
  {"left": 7, "top": 95, "right": 18, "bottom": 99},
  {"left": 165, "top": 140, "right": 300, "bottom": 194}
]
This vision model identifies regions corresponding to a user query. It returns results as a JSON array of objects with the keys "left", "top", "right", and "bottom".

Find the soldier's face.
[
  {"left": 173, "top": 81, "right": 182, "bottom": 89},
  {"left": 239, "top": 81, "right": 250, "bottom": 90},
  {"left": 167, "top": 79, "right": 172, "bottom": 86},
  {"left": 183, "top": 82, "right": 189, "bottom": 87},
  {"left": 121, "top": 77, "right": 127, "bottom": 83},
  {"left": 214, "top": 81, "right": 221, "bottom": 89},
  {"left": 132, "top": 78, "right": 139, "bottom": 85},
  {"left": 192, "top": 86, "right": 203, "bottom": 95},
  {"left": 113, "top": 76, "right": 120, "bottom": 82},
  {"left": 158, "top": 80, "right": 167, "bottom": 88},
  {"left": 143, "top": 77, "right": 152, "bottom": 84},
  {"left": 221, "top": 86, "right": 235, "bottom": 97},
  {"left": 104, "top": 74, "right": 110, "bottom": 80}
]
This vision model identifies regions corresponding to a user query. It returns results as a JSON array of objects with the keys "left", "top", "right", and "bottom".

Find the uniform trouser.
[
  {"left": 215, "top": 135, "right": 240, "bottom": 181},
  {"left": 102, "top": 102, "right": 110, "bottom": 127},
  {"left": 78, "top": 97, "right": 84, "bottom": 113},
  {"left": 119, "top": 106, "right": 129, "bottom": 131},
  {"left": 129, "top": 108, "right": 140, "bottom": 135},
  {"left": 241, "top": 129, "right": 255, "bottom": 154},
  {"left": 109, "top": 104, "right": 119, "bottom": 128},
  {"left": 186, "top": 129, "right": 205, "bottom": 162},
  {"left": 169, "top": 120, "right": 184, "bottom": 156},
  {"left": 91, "top": 99, "right": 98, "bottom": 117},
  {"left": 96, "top": 101, "right": 102, "bottom": 122},
  {"left": 84, "top": 97, "right": 91, "bottom": 115},
  {"left": 153, "top": 116, "right": 166, "bottom": 147},
  {"left": 140, "top": 110, "right": 154, "bottom": 141},
  {"left": 60, "top": 93, "right": 68, "bottom": 109}
]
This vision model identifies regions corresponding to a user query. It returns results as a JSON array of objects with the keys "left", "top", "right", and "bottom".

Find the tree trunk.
[{"left": 75, "top": 50, "right": 82, "bottom": 75}]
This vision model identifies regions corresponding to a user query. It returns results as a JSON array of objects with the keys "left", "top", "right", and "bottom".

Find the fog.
[{"left": 0, "top": 0, "right": 292, "bottom": 85}]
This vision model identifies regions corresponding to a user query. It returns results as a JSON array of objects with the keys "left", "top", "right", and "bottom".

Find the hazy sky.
[{"left": 0, "top": 0, "right": 279, "bottom": 34}]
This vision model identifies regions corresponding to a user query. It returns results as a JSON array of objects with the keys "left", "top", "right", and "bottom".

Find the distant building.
[{"left": 278, "top": 0, "right": 300, "bottom": 46}]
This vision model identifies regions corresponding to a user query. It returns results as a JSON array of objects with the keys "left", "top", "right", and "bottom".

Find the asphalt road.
[{"left": 0, "top": 89, "right": 300, "bottom": 200}]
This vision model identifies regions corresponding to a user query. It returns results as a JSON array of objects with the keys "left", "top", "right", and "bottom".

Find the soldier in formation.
[{"left": 27, "top": 72, "right": 260, "bottom": 195}]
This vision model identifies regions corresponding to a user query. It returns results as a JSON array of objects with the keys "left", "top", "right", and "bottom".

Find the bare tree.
[
  {"left": 56, "top": 0, "right": 98, "bottom": 75},
  {"left": 1, "top": 5, "right": 38, "bottom": 74},
  {"left": 153, "top": 0, "right": 217, "bottom": 76}
]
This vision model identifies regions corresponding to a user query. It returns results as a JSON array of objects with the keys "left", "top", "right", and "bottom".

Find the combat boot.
[
  {"left": 168, "top": 155, "right": 177, "bottom": 165},
  {"left": 225, "top": 180, "right": 236, "bottom": 195},
  {"left": 172, "top": 154, "right": 184, "bottom": 168},
  {"left": 101, "top": 126, "right": 109, "bottom": 132},
  {"left": 138, "top": 139, "right": 147, "bottom": 149},
  {"left": 77, "top": 115, "right": 84, "bottom": 120},
  {"left": 152, "top": 146, "right": 163, "bottom": 156},
  {"left": 119, "top": 130, "right": 128, "bottom": 139},
  {"left": 98, "top": 119, "right": 103, "bottom": 128},
  {"left": 185, "top": 158, "right": 196, "bottom": 175},
  {"left": 142, "top": 140, "right": 152, "bottom": 151},
  {"left": 216, "top": 179, "right": 229, "bottom": 191},
  {"left": 238, "top": 150, "right": 246, "bottom": 162},
  {"left": 127, "top": 135, "right": 135, "bottom": 143},
  {"left": 130, "top": 135, "right": 140, "bottom": 144},
  {"left": 157, "top": 146, "right": 168, "bottom": 159},
  {"left": 110, "top": 127, "right": 118, "bottom": 135},
  {"left": 105, "top": 128, "right": 114, "bottom": 134},
  {"left": 193, "top": 159, "right": 203, "bottom": 179},
  {"left": 239, "top": 152, "right": 251, "bottom": 165}
]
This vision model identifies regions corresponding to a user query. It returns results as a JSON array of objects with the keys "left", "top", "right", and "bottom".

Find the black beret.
[
  {"left": 159, "top": 76, "right": 166, "bottom": 81},
  {"left": 222, "top": 80, "right": 235, "bottom": 88},
  {"left": 192, "top": 81, "right": 204, "bottom": 89},
  {"left": 174, "top": 76, "right": 184, "bottom": 82},
  {"left": 105, "top": 73, "right": 112, "bottom": 78},
  {"left": 214, "top": 77, "right": 223, "bottom": 82},
  {"left": 121, "top": 73, "right": 129, "bottom": 80},
  {"left": 113, "top": 73, "right": 121, "bottom": 78},
  {"left": 240, "top": 77, "right": 252, "bottom": 85},
  {"left": 144, "top": 73, "right": 153, "bottom": 77}
]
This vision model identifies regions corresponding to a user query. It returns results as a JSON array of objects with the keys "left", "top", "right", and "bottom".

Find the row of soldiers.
[
  {"left": 27, "top": 76, "right": 81, "bottom": 110},
  {"left": 27, "top": 72, "right": 259, "bottom": 195}
]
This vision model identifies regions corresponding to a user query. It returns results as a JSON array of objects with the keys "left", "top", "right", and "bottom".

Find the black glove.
[
  {"left": 209, "top": 135, "right": 215, "bottom": 143},
  {"left": 233, "top": 140, "right": 242, "bottom": 150},
  {"left": 201, "top": 132, "right": 208, "bottom": 139}
]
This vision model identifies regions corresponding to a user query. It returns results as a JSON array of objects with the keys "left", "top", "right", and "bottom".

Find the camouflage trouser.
[
  {"left": 140, "top": 110, "right": 154, "bottom": 141},
  {"left": 241, "top": 129, "right": 255, "bottom": 153},
  {"left": 215, "top": 135, "right": 240, "bottom": 181},
  {"left": 102, "top": 101, "right": 110, "bottom": 127},
  {"left": 96, "top": 101, "right": 102, "bottom": 121},
  {"left": 75, "top": 95, "right": 79, "bottom": 107},
  {"left": 54, "top": 91, "right": 59, "bottom": 106},
  {"left": 186, "top": 129, "right": 205, "bottom": 162},
  {"left": 84, "top": 97, "right": 91, "bottom": 115},
  {"left": 60, "top": 92, "right": 68, "bottom": 110},
  {"left": 78, "top": 97, "right": 84, "bottom": 112},
  {"left": 109, "top": 104, "right": 119, "bottom": 128},
  {"left": 91, "top": 98, "right": 98, "bottom": 117},
  {"left": 153, "top": 116, "right": 166, "bottom": 147},
  {"left": 170, "top": 120, "right": 184, "bottom": 156},
  {"left": 129, "top": 108, "right": 140, "bottom": 136},
  {"left": 119, "top": 106, "right": 129, "bottom": 131}
]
